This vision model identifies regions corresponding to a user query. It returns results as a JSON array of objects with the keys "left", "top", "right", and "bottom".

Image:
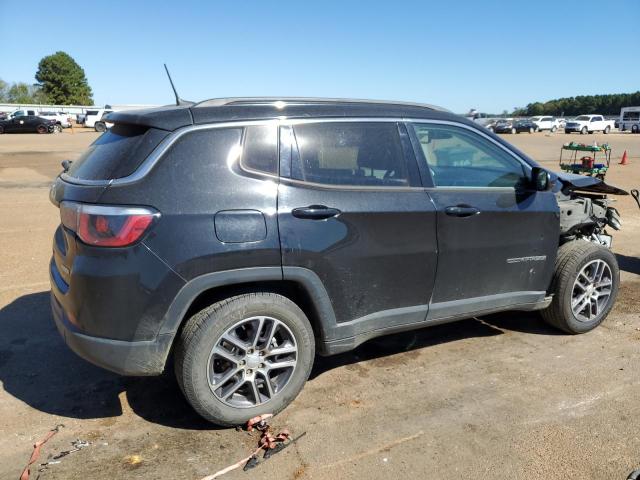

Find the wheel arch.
[{"left": 159, "top": 267, "right": 337, "bottom": 355}]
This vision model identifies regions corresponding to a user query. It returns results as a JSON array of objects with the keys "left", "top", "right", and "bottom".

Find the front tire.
[
  {"left": 95, "top": 122, "right": 107, "bottom": 133},
  {"left": 174, "top": 293, "right": 315, "bottom": 426},
  {"left": 511, "top": 127, "right": 516, "bottom": 134},
  {"left": 581, "top": 126, "right": 588, "bottom": 135},
  {"left": 551, "top": 126, "right": 557, "bottom": 133},
  {"left": 541, "top": 241, "right": 619, "bottom": 334},
  {"left": 632, "top": 125, "right": 639, "bottom": 134}
]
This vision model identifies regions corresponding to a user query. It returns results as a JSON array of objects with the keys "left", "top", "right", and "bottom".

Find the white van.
[
  {"left": 619, "top": 106, "right": 640, "bottom": 133},
  {"left": 530, "top": 116, "right": 560, "bottom": 132}
]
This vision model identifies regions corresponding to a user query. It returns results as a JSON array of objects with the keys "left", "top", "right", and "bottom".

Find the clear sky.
[{"left": 1, "top": 0, "right": 638, "bottom": 112}]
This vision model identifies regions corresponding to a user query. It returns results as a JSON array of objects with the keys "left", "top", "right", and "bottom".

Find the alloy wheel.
[
  {"left": 571, "top": 259, "right": 613, "bottom": 322},
  {"left": 207, "top": 316, "right": 297, "bottom": 408}
]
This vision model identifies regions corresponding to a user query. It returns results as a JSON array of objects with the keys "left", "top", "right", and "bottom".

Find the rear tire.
[
  {"left": 551, "top": 126, "right": 557, "bottom": 133},
  {"left": 95, "top": 122, "right": 107, "bottom": 133},
  {"left": 511, "top": 127, "right": 516, "bottom": 134},
  {"left": 174, "top": 293, "right": 315, "bottom": 426},
  {"left": 0, "top": 125, "right": 4, "bottom": 134},
  {"left": 541, "top": 241, "right": 619, "bottom": 334},
  {"left": 603, "top": 126, "right": 611, "bottom": 134},
  {"left": 632, "top": 125, "right": 639, "bottom": 134},
  {"left": 529, "top": 127, "right": 534, "bottom": 134},
  {"left": 36, "top": 125, "right": 47, "bottom": 134},
  {"left": 53, "top": 124, "right": 62, "bottom": 133}
]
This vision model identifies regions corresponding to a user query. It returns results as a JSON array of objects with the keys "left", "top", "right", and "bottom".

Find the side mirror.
[{"left": 531, "top": 167, "right": 550, "bottom": 191}]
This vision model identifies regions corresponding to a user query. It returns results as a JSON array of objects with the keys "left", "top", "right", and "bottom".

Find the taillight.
[{"left": 60, "top": 202, "right": 159, "bottom": 247}]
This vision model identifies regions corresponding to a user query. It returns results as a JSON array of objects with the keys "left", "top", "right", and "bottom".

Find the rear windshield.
[{"left": 66, "top": 124, "right": 169, "bottom": 180}]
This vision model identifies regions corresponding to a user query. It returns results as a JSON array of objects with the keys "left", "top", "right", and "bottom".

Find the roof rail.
[{"left": 192, "top": 97, "right": 449, "bottom": 112}]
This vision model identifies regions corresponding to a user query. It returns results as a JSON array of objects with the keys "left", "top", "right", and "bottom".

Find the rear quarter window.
[
  {"left": 241, "top": 124, "right": 278, "bottom": 175},
  {"left": 66, "top": 124, "right": 169, "bottom": 180}
]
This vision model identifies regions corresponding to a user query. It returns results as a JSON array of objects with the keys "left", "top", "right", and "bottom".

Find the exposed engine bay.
[{"left": 554, "top": 172, "right": 634, "bottom": 248}]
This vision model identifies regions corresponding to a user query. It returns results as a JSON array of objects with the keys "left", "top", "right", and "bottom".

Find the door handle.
[
  {"left": 444, "top": 205, "right": 480, "bottom": 217},
  {"left": 292, "top": 205, "right": 341, "bottom": 220}
]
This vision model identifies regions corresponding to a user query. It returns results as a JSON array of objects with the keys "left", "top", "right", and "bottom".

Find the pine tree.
[{"left": 35, "top": 52, "right": 93, "bottom": 105}]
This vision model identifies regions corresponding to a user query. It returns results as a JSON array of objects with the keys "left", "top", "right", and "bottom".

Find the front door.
[
  {"left": 277, "top": 120, "right": 438, "bottom": 342},
  {"left": 407, "top": 121, "right": 559, "bottom": 320}
]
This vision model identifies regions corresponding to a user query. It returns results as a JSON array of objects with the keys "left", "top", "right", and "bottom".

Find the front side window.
[
  {"left": 410, "top": 123, "right": 527, "bottom": 188},
  {"left": 290, "top": 122, "right": 410, "bottom": 187}
]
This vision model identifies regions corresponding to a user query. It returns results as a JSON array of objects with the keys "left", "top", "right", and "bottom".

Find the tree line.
[
  {"left": 514, "top": 92, "right": 640, "bottom": 117},
  {"left": 0, "top": 51, "right": 93, "bottom": 105}
]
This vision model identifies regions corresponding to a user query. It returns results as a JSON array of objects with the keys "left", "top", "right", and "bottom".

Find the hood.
[{"left": 554, "top": 171, "right": 629, "bottom": 195}]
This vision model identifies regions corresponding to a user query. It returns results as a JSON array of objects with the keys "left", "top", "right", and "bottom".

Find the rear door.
[
  {"left": 407, "top": 121, "right": 559, "bottom": 320},
  {"left": 277, "top": 120, "right": 438, "bottom": 341}
]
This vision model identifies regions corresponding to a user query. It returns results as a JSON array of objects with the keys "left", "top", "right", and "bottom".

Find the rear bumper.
[{"left": 51, "top": 292, "right": 172, "bottom": 375}]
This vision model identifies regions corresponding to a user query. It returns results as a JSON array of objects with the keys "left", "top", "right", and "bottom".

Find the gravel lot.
[{"left": 1, "top": 128, "right": 639, "bottom": 480}]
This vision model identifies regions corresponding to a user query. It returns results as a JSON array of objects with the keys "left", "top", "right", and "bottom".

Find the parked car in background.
[
  {"left": 493, "top": 119, "right": 515, "bottom": 133},
  {"left": 8, "top": 108, "right": 39, "bottom": 118},
  {"left": 76, "top": 113, "right": 87, "bottom": 125},
  {"left": 38, "top": 112, "right": 72, "bottom": 131},
  {"left": 84, "top": 109, "right": 113, "bottom": 128},
  {"left": 94, "top": 112, "right": 113, "bottom": 132},
  {"left": 619, "top": 106, "right": 640, "bottom": 133},
  {"left": 467, "top": 111, "right": 500, "bottom": 131},
  {"left": 49, "top": 97, "right": 627, "bottom": 426},
  {"left": 0, "top": 115, "right": 56, "bottom": 134},
  {"left": 513, "top": 119, "right": 538, "bottom": 133},
  {"left": 494, "top": 119, "right": 537, "bottom": 134},
  {"left": 564, "top": 115, "right": 614, "bottom": 134},
  {"left": 530, "top": 116, "right": 560, "bottom": 132}
]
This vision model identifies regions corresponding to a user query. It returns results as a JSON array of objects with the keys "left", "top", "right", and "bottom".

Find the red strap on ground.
[{"left": 19, "top": 425, "right": 63, "bottom": 480}]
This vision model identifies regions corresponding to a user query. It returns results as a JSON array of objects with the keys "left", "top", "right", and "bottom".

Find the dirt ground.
[{"left": 0, "top": 128, "right": 639, "bottom": 480}]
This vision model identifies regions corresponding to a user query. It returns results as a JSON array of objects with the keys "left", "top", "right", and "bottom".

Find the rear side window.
[
  {"left": 241, "top": 124, "right": 278, "bottom": 174},
  {"left": 289, "top": 122, "right": 411, "bottom": 187},
  {"left": 66, "top": 124, "right": 169, "bottom": 180}
]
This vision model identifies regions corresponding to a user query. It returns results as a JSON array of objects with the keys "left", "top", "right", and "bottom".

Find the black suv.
[{"left": 50, "top": 98, "right": 624, "bottom": 426}]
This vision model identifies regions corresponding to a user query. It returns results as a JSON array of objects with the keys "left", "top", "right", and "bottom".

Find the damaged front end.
[{"left": 553, "top": 172, "right": 630, "bottom": 248}]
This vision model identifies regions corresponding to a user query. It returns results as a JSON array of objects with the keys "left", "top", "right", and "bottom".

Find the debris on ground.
[
  {"left": 123, "top": 454, "right": 144, "bottom": 469},
  {"left": 19, "top": 424, "right": 64, "bottom": 480},
  {"left": 200, "top": 415, "right": 306, "bottom": 480},
  {"left": 39, "top": 439, "right": 91, "bottom": 473}
]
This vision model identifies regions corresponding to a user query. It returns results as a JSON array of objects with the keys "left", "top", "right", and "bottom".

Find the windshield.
[{"left": 575, "top": 115, "right": 591, "bottom": 121}]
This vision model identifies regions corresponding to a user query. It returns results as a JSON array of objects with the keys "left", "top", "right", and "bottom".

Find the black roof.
[{"left": 106, "top": 97, "right": 463, "bottom": 131}]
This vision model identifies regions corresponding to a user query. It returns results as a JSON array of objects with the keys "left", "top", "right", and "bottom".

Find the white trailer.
[{"left": 620, "top": 106, "right": 640, "bottom": 133}]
